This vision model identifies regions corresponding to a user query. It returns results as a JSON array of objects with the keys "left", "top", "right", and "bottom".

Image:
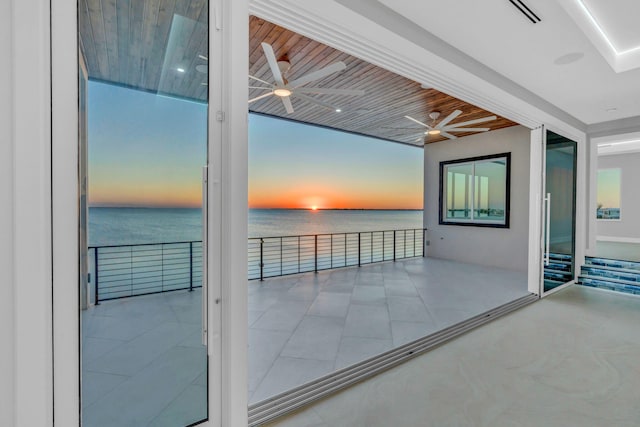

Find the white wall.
[
  {"left": 0, "top": 0, "right": 15, "bottom": 425},
  {"left": 423, "top": 125, "right": 530, "bottom": 272},
  {"left": 597, "top": 152, "right": 640, "bottom": 239}
]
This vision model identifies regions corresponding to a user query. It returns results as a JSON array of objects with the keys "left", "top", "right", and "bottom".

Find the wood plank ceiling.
[
  {"left": 78, "top": 0, "right": 209, "bottom": 101},
  {"left": 78, "top": 3, "right": 518, "bottom": 145}
]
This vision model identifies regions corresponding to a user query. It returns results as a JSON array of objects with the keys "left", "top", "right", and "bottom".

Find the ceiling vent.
[{"left": 508, "top": 0, "right": 541, "bottom": 24}]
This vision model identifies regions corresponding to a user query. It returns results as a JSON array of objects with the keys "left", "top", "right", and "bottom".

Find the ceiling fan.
[
  {"left": 403, "top": 110, "right": 497, "bottom": 143},
  {"left": 248, "top": 42, "right": 364, "bottom": 114}
]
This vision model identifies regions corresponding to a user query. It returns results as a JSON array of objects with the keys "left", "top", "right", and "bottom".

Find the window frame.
[{"left": 438, "top": 152, "right": 511, "bottom": 228}]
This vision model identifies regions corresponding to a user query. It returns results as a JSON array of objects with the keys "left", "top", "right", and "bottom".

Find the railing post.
[
  {"left": 358, "top": 232, "right": 361, "bottom": 267},
  {"left": 280, "top": 237, "right": 283, "bottom": 276},
  {"left": 393, "top": 230, "right": 396, "bottom": 262},
  {"left": 413, "top": 229, "right": 416, "bottom": 257},
  {"left": 314, "top": 235, "right": 318, "bottom": 273},
  {"left": 189, "top": 242, "right": 194, "bottom": 291},
  {"left": 330, "top": 234, "right": 333, "bottom": 269},
  {"left": 404, "top": 230, "right": 407, "bottom": 259},
  {"left": 370, "top": 231, "right": 373, "bottom": 263},
  {"left": 423, "top": 229, "right": 426, "bottom": 258},
  {"left": 94, "top": 247, "right": 100, "bottom": 305},
  {"left": 260, "top": 238, "right": 264, "bottom": 281},
  {"left": 298, "top": 236, "right": 301, "bottom": 274}
]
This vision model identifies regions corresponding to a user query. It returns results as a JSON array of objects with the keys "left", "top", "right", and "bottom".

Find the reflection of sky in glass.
[
  {"left": 444, "top": 158, "right": 506, "bottom": 220},
  {"left": 597, "top": 168, "right": 621, "bottom": 208},
  {"left": 88, "top": 81, "right": 207, "bottom": 208}
]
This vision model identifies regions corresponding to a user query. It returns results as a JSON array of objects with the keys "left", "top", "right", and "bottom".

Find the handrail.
[{"left": 89, "top": 228, "right": 427, "bottom": 303}]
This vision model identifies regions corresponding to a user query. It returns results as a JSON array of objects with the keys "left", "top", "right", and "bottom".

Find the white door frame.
[
  {"left": 528, "top": 124, "right": 586, "bottom": 297},
  {"left": 50, "top": 0, "right": 249, "bottom": 425}
]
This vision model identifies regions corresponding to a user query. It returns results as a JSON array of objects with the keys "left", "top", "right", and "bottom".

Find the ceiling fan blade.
[
  {"left": 440, "top": 131, "right": 458, "bottom": 140},
  {"left": 248, "top": 92, "right": 274, "bottom": 103},
  {"left": 447, "top": 115, "right": 497, "bottom": 128},
  {"left": 289, "top": 61, "right": 347, "bottom": 88},
  {"left": 293, "top": 92, "right": 338, "bottom": 111},
  {"left": 249, "top": 75, "right": 273, "bottom": 86},
  {"left": 404, "top": 116, "right": 432, "bottom": 129},
  {"left": 249, "top": 86, "right": 273, "bottom": 90},
  {"left": 261, "top": 42, "right": 285, "bottom": 86},
  {"left": 281, "top": 96, "right": 294, "bottom": 114},
  {"left": 444, "top": 127, "right": 491, "bottom": 132},
  {"left": 295, "top": 87, "right": 365, "bottom": 96},
  {"left": 435, "top": 110, "right": 462, "bottom": 129}
]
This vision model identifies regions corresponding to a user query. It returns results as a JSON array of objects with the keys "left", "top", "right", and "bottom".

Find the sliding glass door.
[
  {"left": 542, "top": 130, "right": 577, "bottom": 293},
  {"left": 78, "top": 1, "right": 211, "bottom": 425}
]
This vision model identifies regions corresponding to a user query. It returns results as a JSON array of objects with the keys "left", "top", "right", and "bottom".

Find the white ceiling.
[
  {"left": 595, "top": 131, "right": 640, "bottom": 156},
  {"left": 377, "top": 0, "right": 640, "bottom": 125},
  {"left": 581, "top": 0, "right": 640, "bottom": 52}
]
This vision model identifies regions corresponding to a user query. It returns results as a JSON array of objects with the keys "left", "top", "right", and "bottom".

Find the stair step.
[
  {"left": 585, "top": 257, "right": 640, "bottom": 272},
  {"left": 580, "top": 266, "right": 640, "bottom": 283},
  {"left": 547, "top": 262, "right": 572, "bottom": 271},
  {"left": 549, "top": 253, "right": 573, "bottom": 261},
  {"left": 544, "top": 270, "right": 573, "bottom": 281},
  {"left": 581, "top": 264, "right": 640, "bottom": 277},
  {"left": 578, "top": 276, "right": 640, "bottom": 295}
]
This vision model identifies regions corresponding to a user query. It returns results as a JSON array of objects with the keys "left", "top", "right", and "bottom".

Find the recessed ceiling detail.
[
  {"left": 558, "top": 0, "right": 640, "bottom": 73},
  {"left": 249, "top": 16, "right": 517, "bottom": 145}
]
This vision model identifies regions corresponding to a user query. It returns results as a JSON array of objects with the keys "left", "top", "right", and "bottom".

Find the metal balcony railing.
[
  {"left": 89, "top": 228, "right": 426, "bottom": 303},
  {"left": 248, "top": 228, "right": 426, "bottom": 280}
]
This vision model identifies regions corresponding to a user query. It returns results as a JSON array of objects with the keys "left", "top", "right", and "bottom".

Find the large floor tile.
[
  {"left": 343, "top": 304, "right": 392, "bottom": 339},
  {"left": 280, "top": 316, "right": 344, "bottom": 361},
  {"left": 248, "top": 329, "right": 292, "bottom": 394},
  {"left": 83, "top": 346, "right": 205, "bottom": 427},
  {"left": 387, "top": 296, "right": 432, "bottom": 322},
  {"left": 334, "top": 336, "right": 393, "bottom": 369},
  {"left": 251, "top": 357, "right": 335, "bottom": 403},
  {"left": 351, "top": 286, "right": 386, "bottom": 305},
  {"left": 307, "top": 292, "right": 351, "bottom": 317}
]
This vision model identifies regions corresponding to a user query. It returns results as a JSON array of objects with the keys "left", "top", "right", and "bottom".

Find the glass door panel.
[
  {"left": 78, "top": 1, "right": 210, "bottom": 425},
  {"left": 543, "top": 131, "right": 577, "bottom": 293}
]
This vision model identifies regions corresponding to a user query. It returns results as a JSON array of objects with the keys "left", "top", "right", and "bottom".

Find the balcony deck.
[{"left": 82, "top": 257, "right": 528, "bottom": 426}]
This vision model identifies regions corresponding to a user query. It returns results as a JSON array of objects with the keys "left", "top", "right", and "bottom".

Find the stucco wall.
[{"left": 423, "top": 125, "right": 530, "bottom": 272}]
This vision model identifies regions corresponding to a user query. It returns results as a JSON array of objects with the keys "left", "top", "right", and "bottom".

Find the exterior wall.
[
  {"left": 423, "top": 125, "right": 530, "bottom": 272},
  {"left": 0, "top": 0, "right": 15, "bottom": 425},
  {"left": 597, "top": 152, "right": 640, "bottom": 240}
]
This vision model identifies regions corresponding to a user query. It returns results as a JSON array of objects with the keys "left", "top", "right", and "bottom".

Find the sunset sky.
[{"left": 88, "top": 81, "right": 423, "bottom": 209}]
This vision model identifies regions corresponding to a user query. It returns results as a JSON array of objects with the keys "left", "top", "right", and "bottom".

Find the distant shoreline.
[{"left": 89, "top": 206, "right": 423, "bottom": 211}]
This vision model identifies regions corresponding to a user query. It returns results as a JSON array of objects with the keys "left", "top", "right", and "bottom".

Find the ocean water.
[{"left": 89, "top": 207, "right": 423, "bottom": 246}]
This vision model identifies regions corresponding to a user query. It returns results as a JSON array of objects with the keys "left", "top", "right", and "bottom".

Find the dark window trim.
[{"left": 438, "top": 152, "right": 511, "bottom": 229}]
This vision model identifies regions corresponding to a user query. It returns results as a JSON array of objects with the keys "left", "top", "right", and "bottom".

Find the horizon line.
[{"left": 89, "top": 205, "right": 424, "bottom": 211}]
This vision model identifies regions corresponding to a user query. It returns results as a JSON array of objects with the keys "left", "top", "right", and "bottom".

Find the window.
[
  {"left": 597, "top": 168, "right": 621, "bottom": 220},
  {"left": 439, "top": 153, "right": 510, "bottom": 227}
]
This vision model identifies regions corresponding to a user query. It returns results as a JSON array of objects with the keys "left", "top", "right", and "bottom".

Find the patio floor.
[{"left": 82, "top": 257, "right": 529, "bottom": 425}]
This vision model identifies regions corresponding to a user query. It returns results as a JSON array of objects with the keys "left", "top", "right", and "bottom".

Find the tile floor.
[
  {"left": 81, "top": 257, "right": 529, "bottom": 425},
  {"left": 248, "top": 257, "right": 529, "bottom": 403},
  {"left": 82, "top": 289, "right": 207, "bottom": 427},
  {"left": 267, "top": 285, "right": 640, "bottom": 427}
]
